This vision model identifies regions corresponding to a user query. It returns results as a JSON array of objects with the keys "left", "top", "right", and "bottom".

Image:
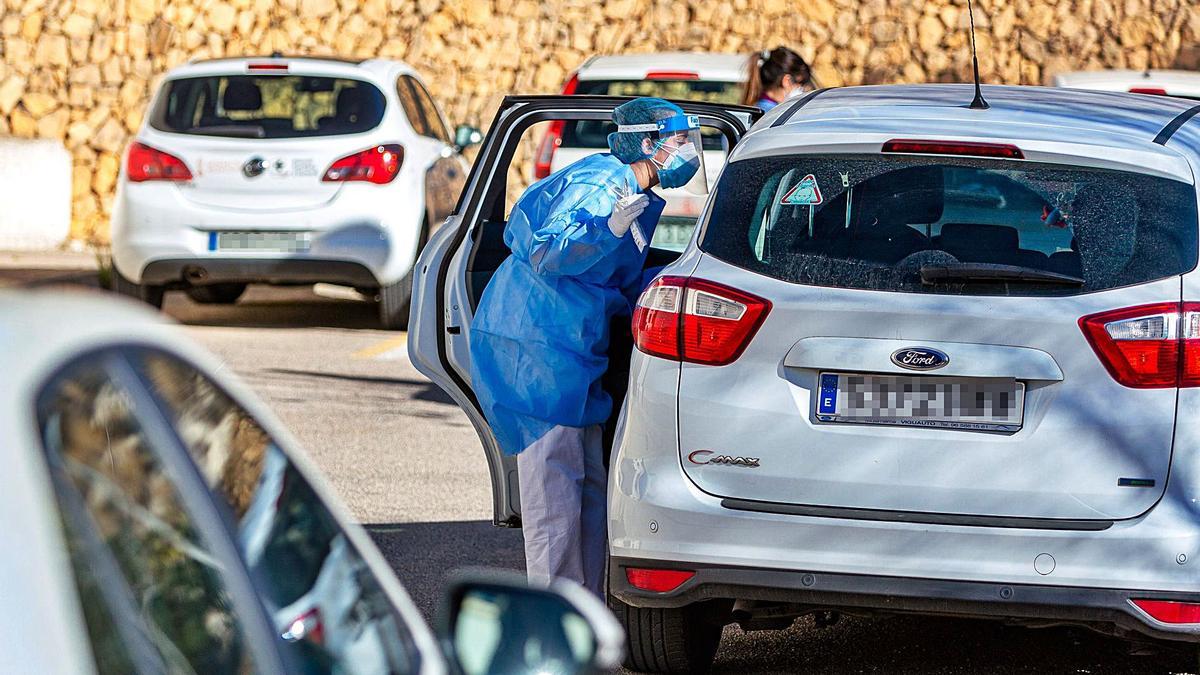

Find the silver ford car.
[{"left": 409, "top": 85, "right": 1200, "bottom": 672}]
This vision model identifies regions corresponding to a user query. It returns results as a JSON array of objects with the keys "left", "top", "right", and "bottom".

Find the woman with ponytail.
[{"left": 743, "top": 46, "right": 814, "bottom": 112}]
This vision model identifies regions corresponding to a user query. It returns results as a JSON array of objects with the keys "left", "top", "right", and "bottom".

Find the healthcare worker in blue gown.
[{"left": 469, "top": 98, "right": 707, "bottom": 595}]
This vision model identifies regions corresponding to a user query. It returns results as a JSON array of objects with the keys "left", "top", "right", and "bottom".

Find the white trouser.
[{"left": 516, "top": 424, "right": 607, "bottom": 596}]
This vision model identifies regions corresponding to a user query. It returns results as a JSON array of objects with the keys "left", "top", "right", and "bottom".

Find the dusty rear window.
[
  {"left": 700, "top": 155, "right": 1199, "bottom": 296},
  {"left": 151, "top": 75, "right": 386, "bottom": 139}
]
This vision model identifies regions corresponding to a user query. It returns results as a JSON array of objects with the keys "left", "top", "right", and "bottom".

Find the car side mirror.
[
  {"left": 454, "top": 124, "right": 483, "bottom": 152},
  {"left": 439, "top": 571, "right": 624, "bottom": 675}
]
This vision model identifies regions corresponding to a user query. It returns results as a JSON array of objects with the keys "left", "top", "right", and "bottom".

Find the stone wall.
[{"left": 0, "top": 0, "right": 1197, "bottom": 244}]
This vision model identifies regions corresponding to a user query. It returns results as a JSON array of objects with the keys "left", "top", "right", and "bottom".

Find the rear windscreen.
[
  {"left": 700, "top": 155, "right": 1199, "bottom": 296},
  {"left": 563, "top": 79, "right": 743, "bottom": 151},
  {"left": 151, "top": 75, "right": 386, "bottom": 139}
]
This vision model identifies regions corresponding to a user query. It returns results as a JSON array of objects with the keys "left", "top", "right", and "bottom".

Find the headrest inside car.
[
  {"left": 336, "top": 87, "right": 364, "bottom": 119},
  {"left": 223, "top": 80, "right": 263, "bottom": 111},
  {"left": 852, "top": 166, "right": 945, "bottom": 228},
  {"left": 938, "top": 223, "right": 1021, "bottom": 253}
]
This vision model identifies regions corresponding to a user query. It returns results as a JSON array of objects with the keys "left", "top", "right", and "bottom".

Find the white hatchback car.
[
  {"left": 1, "top": 290, "right": 622, "bottom": 674},
  {"left": 413, "top": 86, "right": 1200, "bottom": 672},
  {"left": 111, "top": 55, "right": 477, "bottom": 329}
]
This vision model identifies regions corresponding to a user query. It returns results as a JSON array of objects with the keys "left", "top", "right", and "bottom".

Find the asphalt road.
[{"left": 21, "top": 274, "right": 1200, "bottom": 674}]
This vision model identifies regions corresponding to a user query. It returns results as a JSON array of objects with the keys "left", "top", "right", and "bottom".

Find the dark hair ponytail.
[{"left": 742, "top": 47, "right": 812, "bottom": 106}]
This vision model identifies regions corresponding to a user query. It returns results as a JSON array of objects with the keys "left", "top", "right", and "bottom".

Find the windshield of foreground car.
[
  {"left": 701, "top": 154, "right": 1199, "bottom": 297},
  {"left": 151, "top": 75, "right": 387, "bottom": 139}
]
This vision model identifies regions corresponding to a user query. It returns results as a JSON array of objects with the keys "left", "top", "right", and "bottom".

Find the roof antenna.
[{"left": 966, "top": 0, "right": 989, "bottom": 110}]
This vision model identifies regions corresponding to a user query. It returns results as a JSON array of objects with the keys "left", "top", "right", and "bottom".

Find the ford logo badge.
[{"left": 891, "top": 347, "right": 950, "bottom": 371}]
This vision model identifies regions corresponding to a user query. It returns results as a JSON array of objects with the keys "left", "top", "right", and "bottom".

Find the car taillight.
[
  {"left": 126, "top": 142, "right": 193, "bottom": 182},
  {"left": 626, "top": 568, "right": 695, "bottom": 592},
  {"left": 322, "top": 144, "right": 403, "bottom": 184},
  {"left": 281, "top": 607, "right": 324, "bottom": 644},
  {"left": 633, "top": 277, "right": 771, "bottom": 366},
  {"left": 645, "top": 71, "right": 699, "bottom": 80},
  {"left": 1129, "top": 87, "right": 1168, "bottom": 96},
  {"left": 1131, "top": 599, "right": 1200, "bottom": 624},
  {"left": 1079, "top": 302, "right": 1200, "bottom": 388},
  {"left": 533, "top": 74, "right": 579, "bottom": 179},
  {"left": 882, "top": 139, "right": 1024, "bottom": 159},
  {"left": 247, "top": 62, "right": 288, "bottom": 72}
]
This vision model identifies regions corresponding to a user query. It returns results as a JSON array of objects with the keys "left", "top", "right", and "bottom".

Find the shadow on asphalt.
[
  {"left": 264, "top": 368, "right": 455, "bottom": 404},
  {"left": 164, "top": 286, "right": 384, "bottom": 330},
  {"left": 709, "top": 612, "right": 1196, "bottom": 674},
  {"left": 366, "top": 520, "right": 525, "bottom": 622}
]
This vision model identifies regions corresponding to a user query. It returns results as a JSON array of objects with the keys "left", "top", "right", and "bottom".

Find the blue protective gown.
[{"left": 469, "top": 153, "right": 666, "bottom": 456}]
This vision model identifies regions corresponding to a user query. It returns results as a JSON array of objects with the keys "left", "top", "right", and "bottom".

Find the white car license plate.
[
  {"left": 208, "top": 231, "right": 310, "bottom": 253},
  {"left": 816, "top": 372, "right": 1025, "bottom": 432}
]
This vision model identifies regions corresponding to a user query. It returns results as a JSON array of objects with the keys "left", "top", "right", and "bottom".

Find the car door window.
[
  {"left": 410, "top": 79, "right": 452, "bottom": 144},
  {"left": 396, "top": 75, "right": 429, "bottom": 137},
  {"left": 37, "top": 356, "right": 259, "bottom": 674},
  {"left": 133, "top": 349, "right": 420, "bottom": 675}
]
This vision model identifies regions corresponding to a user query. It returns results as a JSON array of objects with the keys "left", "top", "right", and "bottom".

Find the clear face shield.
[{"left": 620, "top": 114, "right": 708, "bottom": 195}]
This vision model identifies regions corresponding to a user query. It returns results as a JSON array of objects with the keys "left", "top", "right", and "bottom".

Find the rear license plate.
[
  {"left": 817, "top": 372, "right": 1025, "bottom": 432},
  {"left": 208, "top": 231, "right": 310, "bottom": 253}
]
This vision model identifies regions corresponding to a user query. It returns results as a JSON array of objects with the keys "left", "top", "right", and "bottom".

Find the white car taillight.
[
  {"left": 126, "top": 142, "right": 193, "bottom": 182},
  {"left": 1079, "top": 302, "right": 1200, "bottom": 388},
  {"left": 633, "top": 276, "right": 771, "bottom": 366},
  {"left": 322, "top": 144, "right": 404, "bottom": 184}
]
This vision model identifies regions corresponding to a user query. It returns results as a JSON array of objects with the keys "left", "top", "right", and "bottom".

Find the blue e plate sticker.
[
  {"left": 817, "top": 373, "right": 838, "bottom": 415},
  {"left": 780, "top": 174, "right": 823, "bottom": 206}
]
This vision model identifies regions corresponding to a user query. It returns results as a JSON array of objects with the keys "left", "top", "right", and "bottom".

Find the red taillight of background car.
[
  {"left": 1131, "top": 599, "right": 1200, "bottom": 624},
  {"left": 533, "top": 74, "right": 580, "bottom": 179},
  {"left": 126, "top": 142, "right": 193, "bottom": 182},
  {"left": 625, "top": 567, "right": 695, "bottom": 593},
  {"left": 633, "top": 277, "right": 771, "bottom": 366},
  {"left": 322, "top": 144, "right": 404, "bottom": 184},
  {"left": 1079, "top": 302, "right": 1200, "bottom": 388},
  {"left": 1129, "top": 87, "right": 1169, "bottom": 96}
]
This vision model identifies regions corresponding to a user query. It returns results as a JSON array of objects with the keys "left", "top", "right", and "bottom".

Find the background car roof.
[
  {"left": 576, "top": 52, "right": 748, "bottom": 82},
  {"left": 163, "top": 55, "right": 417, "bottom": 81},
  {"left": 1053, "top": 69, "right": 1200, "bottom": 89}
]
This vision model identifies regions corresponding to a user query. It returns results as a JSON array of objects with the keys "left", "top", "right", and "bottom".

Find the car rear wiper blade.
[
  {"left": 920, "top": 263, "right": 1085, "bottom": 286},
  {"left": 186, "top": 125, "right": 266, "bottom": 138}
]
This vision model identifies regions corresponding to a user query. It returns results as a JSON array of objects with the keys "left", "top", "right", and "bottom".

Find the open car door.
[{"left": 409, "top": 95, "right": 762, "bottom": 526}]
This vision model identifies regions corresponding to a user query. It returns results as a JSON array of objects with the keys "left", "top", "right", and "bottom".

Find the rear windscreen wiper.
[{"left": 920, "top": 263, "right": 1085, "bottom": 286}]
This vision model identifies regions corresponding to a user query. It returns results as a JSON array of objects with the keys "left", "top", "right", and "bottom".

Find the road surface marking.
[{"left": 354, "top": 334, "right": 408, "bottom": 360}]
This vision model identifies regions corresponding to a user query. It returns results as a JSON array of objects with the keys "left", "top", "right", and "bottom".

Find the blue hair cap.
[{"left": 607, "top": 97, "right": 686, "bottom": 164}]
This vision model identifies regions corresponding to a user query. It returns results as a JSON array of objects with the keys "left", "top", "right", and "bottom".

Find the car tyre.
[
  {"left": 608, "top": 593, "right": 723, "bottom": 674},
  {"left": 378, "top": 220, "right": 430, "bottom": 331},
  {"left": 113, "top": 268, "right": 165, "bottom": 309},
  {"left": 378, "top": 277, "right": 413, "bottom": 330},
  {"left": 186, "top": 283, "right": 247, "bottom": 304}
]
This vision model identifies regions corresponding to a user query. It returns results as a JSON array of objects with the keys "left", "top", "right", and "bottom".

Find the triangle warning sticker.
[{"left": 780, "top": 174, "right": 823, "bottom": 206}]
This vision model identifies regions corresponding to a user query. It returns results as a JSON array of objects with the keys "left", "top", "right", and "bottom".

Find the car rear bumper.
[
  {"left": 111, "top": 180, "right": 424, "bottom": 286},
  {"left": 141, "top": 258, "right": 379, "bottom": 288},
  {"left": 609, "top": 555, "right": 1200, "bottom": 642}
]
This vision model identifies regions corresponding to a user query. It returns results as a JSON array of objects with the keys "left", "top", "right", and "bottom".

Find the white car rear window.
[
  {"left": 151, "top": 75, "right": 386, "bottom": 139},
  {"left": 701, "top": 155, "right": 1199, "bottom": 296}
]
